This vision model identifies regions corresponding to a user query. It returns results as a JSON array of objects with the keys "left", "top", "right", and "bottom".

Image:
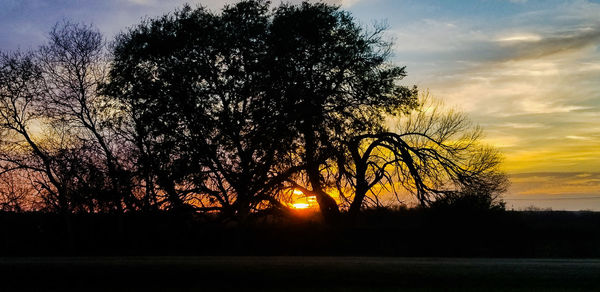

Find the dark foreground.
[
  {"left": 2, "top": 210, "right": 600, "bottom": 257},
  {"left": 2, "top": 257, "right": 600, "bottom": 291}
]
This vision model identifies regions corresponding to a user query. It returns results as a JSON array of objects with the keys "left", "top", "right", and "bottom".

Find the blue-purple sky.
[{"left": 1, "top": 0, "right": 599, "bottom": 210}]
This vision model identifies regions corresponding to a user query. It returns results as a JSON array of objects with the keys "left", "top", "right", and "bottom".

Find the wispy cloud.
[
  {"left": 390, "top": 1, "right": 600, "bottom": 178},
  {"left": 499, "top": 122, "right": 546, "bottom": 129},
  {"left": 496, "top": 33, "right": 542, "bottom": 42},
  {"left": 566, "top": 135, "right": 593, "bottom": 141}
]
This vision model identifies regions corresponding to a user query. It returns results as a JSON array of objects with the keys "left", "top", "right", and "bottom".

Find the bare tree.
[
  {"left": 342, "top": 96, "right": 508, "bottom": 216},
  {"left": 37, "top": 22, "right": 135, "bottom": 212},
  {"left": 0, "top": 51, "right": 72, "bottom": 211}
]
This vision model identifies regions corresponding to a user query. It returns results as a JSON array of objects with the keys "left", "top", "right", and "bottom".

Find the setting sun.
[{"left": 292, "top": 203, "right": 310, "bottom": 209}]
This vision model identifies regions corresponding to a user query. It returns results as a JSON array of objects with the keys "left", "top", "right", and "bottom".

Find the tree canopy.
[{"left": 104, "top": 0, "right": 421, "bottom": 218}]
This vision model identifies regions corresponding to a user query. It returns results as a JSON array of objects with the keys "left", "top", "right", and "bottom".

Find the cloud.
[
  {"left": 127, "top": 0, "right": 153, "bottom": 5},
  {"left": 499, "top": 123, "right": 546, "bottom": 129},
  {"left": 494, "top": 27, "right": 600, "bottom": 61},
  {"left": 509, "top": 172, "right": 600, "bottom": 196},
  {"left": 284, "top": 0, "right": 367, "bottom": 8},
  {"left": 496, "top": 33, "right": 542, "bottom": 42},
  {"left": 391, "top": 1, "right": 600, "bottom": 178},
  {"left": 566, "top": 135, "right": 593, "bottom": 141}
]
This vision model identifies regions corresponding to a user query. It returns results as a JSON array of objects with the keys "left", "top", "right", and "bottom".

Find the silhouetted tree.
[
  {"left": 105, "top": 0, "right": 418, "bottom": 219},
  {"left": 268, "top": 2, "right": 417, "bottom": 218},
  {"left": 0, "top": 23, "right": 138, "bottom": 213},
  {"left": 341, "top": 97, "right": 508, "bottom": 216},
  {"left": 105, "top": 1, "right": 305, "bottom": 217},
  {"left": 0, "top": 51, "right": 73, "bottom": 211},
  {"left": 37, "top": 22, "right": 136, "bottom": 212},
  {"left": 0, "top": 169, "right": 37, "bottom": 211}
]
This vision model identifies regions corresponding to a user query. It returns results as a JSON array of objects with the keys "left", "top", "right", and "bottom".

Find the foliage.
[{"left": 104, "top": 0, "right": 418, "bottom": 218}]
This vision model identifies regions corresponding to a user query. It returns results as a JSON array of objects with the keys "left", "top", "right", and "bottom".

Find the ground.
[{"left": 2, "top": 257, "right": 599, "bottom": 291}]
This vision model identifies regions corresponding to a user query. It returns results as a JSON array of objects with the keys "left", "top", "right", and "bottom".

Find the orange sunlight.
[
  {"left": 292, "top": 203, "right": 310, "bottom": 209},
  {"left": 289, "top": 189, "right": 318, "bottom": 209}
]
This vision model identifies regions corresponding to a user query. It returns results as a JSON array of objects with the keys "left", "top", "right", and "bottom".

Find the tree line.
[{"left": 0, "top": 0, "right": 507, "bottom": 220}]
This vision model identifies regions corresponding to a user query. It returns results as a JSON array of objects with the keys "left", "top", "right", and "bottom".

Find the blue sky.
[{"left": 1, "top": 0, "right": 599, "bottom": 210}]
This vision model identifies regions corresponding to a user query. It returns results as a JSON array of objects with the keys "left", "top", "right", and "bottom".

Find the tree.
[
  {"left": 340, "top": 97, "right": 508, "bottom": 216},
  {"left": 268, "top": 2, "right": 418, "bottom": 218},
  {"left": 37, "top": 21, "right": 136, "bottom": 212},
  {"left": 0, "top": 22, "right": 137, "bottom": 213},
  {"left": 105, "top": 1, "right": 304, "bottom": 217},
  {"left": 105, "top": 0, "right": 418, "bottom": 219},
  {"left": 0, "top": 51, "right": 72, "bottom": 212}
]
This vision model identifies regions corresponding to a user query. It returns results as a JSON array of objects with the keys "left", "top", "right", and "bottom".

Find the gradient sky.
[{"left": 1, "top": 0, "right": 599, "bottom": 210}]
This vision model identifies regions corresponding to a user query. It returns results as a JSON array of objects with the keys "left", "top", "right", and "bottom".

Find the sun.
[
  {"left": 292, "top": 203, "right": 310, "bottom": 209},
  {"left": 289, "top": 189, "right": 318, "bottom": 209}
]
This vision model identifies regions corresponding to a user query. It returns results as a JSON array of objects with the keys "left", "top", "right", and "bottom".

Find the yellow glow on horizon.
[{"left": 502, "top": 143, "right": 600, "bottom": 173}]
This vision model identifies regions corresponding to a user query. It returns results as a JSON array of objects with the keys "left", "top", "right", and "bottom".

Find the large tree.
[
  {"left": 105, "top": 1, "right": 303, "bottom": 217},
  {"left": 268, "top": 2, "right": 417, "bottom": 218},
  {"left": 340, "top": 97, "right": 508, "bottom": 216},
  {"left": 105, "top": 0, "right": 418, "bottom": 219}
]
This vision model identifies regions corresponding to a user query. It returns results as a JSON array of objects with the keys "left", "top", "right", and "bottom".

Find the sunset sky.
[{"left": 1, "top": 0, "right": 598, "bottom": 210}]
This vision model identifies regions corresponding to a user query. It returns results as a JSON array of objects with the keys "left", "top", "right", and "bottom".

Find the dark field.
[
  {"left": 2, "top": 210, "right": 600, "bottom": 291},
  {"left": 2, "top": 210, "right": 600, "bottom": 258},
  {"left": 2, "top": 256, "right": 600, "bottom": 291}
]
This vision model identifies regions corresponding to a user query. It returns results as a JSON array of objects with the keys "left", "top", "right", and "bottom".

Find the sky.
[{"left": 1, "top": 0, "right": 599, "bottom": 210}]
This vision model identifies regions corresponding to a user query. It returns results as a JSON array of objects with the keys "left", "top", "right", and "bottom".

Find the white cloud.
[
  {"left": 566, "top": 135, "right": 593, "bottom": 140},
  {"left": 500, "top": 123, "right": 546, "bottom": 129},
  {"left": 496, "top": 33, "right": 542, "bottom": 42}
]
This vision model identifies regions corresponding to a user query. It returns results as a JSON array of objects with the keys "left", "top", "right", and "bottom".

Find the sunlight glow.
[{"left": 292, "top": 203, "right": 310, "bottom": 209}]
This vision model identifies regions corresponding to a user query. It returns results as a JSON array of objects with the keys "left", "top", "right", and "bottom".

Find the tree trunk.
[
  {"left": 349, "top": 183, "right": 367, "bottom": 217},
  {"left": 348, "top": 138, "right": 367, "bottom": 218},
  {"left": 305, "top": 146, "right": 340, "bottom": 220},
  {"left": 299, "top": 107, "right": 340, "bottom": 220}
]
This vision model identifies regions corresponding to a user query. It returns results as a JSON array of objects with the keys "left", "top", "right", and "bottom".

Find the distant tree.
[{"left": 0, "top": 169, "right": 36, "bottom": 212}]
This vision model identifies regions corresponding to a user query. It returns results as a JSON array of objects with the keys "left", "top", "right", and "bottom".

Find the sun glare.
[{"left": 292, "top": 203, "right": 310, "bottom": 209}]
